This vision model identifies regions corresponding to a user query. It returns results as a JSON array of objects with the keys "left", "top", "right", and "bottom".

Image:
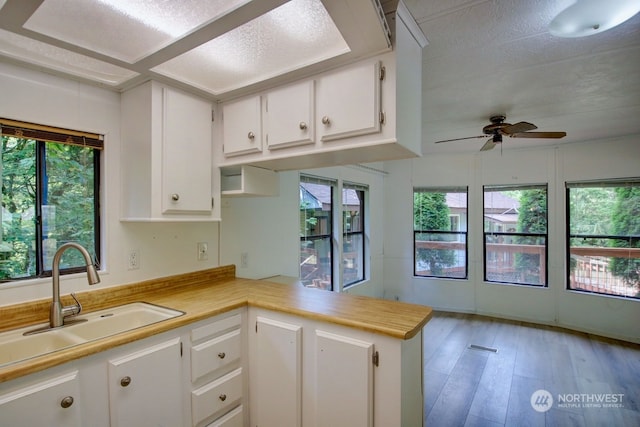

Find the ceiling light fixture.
[{"left": 549, "top": 0, "right": 640, "bottom": 38}]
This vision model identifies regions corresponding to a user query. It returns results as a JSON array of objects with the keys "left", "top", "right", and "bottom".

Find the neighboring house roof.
[
  {"left": 300, "top": 182, "right": 361, "bottom": 211},
  {"left": 445, "top": 192, "right": 519, "bottom": 211}
]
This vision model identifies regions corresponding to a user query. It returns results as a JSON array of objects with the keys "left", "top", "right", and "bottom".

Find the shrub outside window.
[
  {"left": 0, "top": 119, "right": 101, "bottom": 281},
  {"left": 483, "top": 184, "right": 548, "bottom": 286},
  {"left": 413, "top": 187, "right": 468, "bottom": 279},
  {"left": 567, "top": 179, "right": 640, "bottom": 300}
]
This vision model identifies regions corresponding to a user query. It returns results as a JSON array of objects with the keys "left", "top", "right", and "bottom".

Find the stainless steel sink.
[{"left": 0, "top": 302, "right": 184, "bottom": 367}]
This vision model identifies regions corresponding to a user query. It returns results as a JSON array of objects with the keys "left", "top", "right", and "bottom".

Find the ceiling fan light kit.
[
  {"left": 435, "top": 115, "right": 567, "bottom": 152},
  {"left": 549, "top": 0, "right": 640, "bottom": 38}
]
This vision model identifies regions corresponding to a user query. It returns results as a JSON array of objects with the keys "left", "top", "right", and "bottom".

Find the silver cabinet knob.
[
  {"left": 120, "top": 376, "right": 131, "bottom": 387},
  {"left": 299, "top": 122, "right": 307, "bottom": 130},
  {"left": 60, "top": 396, "right": 74, "bottom": 409},
  {"left": 219, "top": 394, "right": 227, "bottom": 402},
  {"left": 321, "top": 116, "right": 330, "bottom": 125},
  {"left": 248, "top": 131, "right": 255, "bottom": 140},
  {"left": 218, "top": 352, "right": 226, "bottom": 359},
  {"left": 171, "top": 193, "right": 180, "bottom": 201}
]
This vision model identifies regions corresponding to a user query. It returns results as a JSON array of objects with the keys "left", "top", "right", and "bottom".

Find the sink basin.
[
  {"left": 0, "top": 329, "right": 84, "bottom": 367},
  {"left": 67, "top": 302, "right": 184, "bottom": 340},
  {"left": 0, "top": 302, "right": 184, "bottom": 368}
]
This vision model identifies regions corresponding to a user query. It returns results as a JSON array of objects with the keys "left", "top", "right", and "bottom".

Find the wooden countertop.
[{"left": 0, "top": 265, "right": 432, "bottom": 383}]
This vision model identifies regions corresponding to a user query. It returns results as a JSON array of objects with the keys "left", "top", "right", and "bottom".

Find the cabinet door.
[
  {"left": 315, "top": 330, "right": 374, "bottom": 427},
  {"left": 108, "top": 337, "right": 183, "bottom": 427},
  {"left": 266, "top": 80, "right": 315, "bottom": 150},
  {"left": 162, "top": 87, "right": 213, "bottom": 214},
  {"left": 222, "top": 96, "right": 263, "bottom": 156},
  {"left": 0, "top": 371, "right": 82, "bottom": 427},
  {"left": 253, "top": 316, "right": 302, "bottom": 427},
  {"left": 317, "top": 61, "right": 382, "bottom": 142}
]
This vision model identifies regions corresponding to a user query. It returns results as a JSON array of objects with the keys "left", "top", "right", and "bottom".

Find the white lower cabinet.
[
  {"left": 0, "top": 309, "right": 248, "bottom": 427},
  {"left": 248, "top": 308, "right": 423, "bottom": 427},
  {"left": 0, "top": 370, "right": 82, "bottom": 427},
  {"left": 1, "top": 305, "right": 421, "bottom": 427},
  {"left": 315, "top": 330, "right": 373, "bottom": 427},
  {"left": 107, "top": 337, "right": 183, "bottom": 427},
  {"left": 189, "top": 311, "right": 246, "bottom": 427},
  {"left": 252, "top": 316, "right": 302, "bottom": 427}
]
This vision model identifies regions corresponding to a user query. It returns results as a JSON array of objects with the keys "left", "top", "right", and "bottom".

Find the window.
[
  {"left": 342, "top": 182, "right": 366, "bottom": 287},
  {"left": 413, "top": 187, "right": 468, "bottom": 279},
  {"left": 299, "top": 175, "right": 368, "bottom": 290},
  {"left": 0, "top": 119, "right": 101, "bottom": 281},
  {"left": 300, "top": 176, "right": 334, "bottom": 290},
  {"left": 567, "top": 179, "right": 639, "bottom": 300},
  {"left": 483, "top": 184, "right": 547, "bottom": 286}
]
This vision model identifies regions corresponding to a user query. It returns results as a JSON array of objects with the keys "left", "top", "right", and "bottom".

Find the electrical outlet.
[
  {"left": 128, "top": 249, "right": 140, "bottom": 270},
  {"left": 197, "top": 242, "right": 208, "bottom": 261},
  {"left": 240, "top": 252, "right": 248, "bottom": 268}
]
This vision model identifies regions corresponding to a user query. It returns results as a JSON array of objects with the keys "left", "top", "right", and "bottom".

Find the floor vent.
[{"left": 468, "top": 344, "right": 498, "bottom": 353}]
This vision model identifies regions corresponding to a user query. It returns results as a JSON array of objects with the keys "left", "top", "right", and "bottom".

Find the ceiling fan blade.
[
  {"left": 509, "top": 131, "right": 567, "bottom": 139},
  {"left": 480, "top": 139, "right": 496, "bottom": 151},
  {"left": 435, "top": 135, "right": 486, "bottom": 144},
  {"left": 503, "top": 121, "right": 537, "bottom": 134}
]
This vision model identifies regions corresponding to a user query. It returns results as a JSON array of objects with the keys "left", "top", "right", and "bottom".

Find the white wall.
[
  {"left": 383, "top": 136, "right": 640, "bottom": 343},
  {"left": 219, "top": 165, "right": 386, "bottom": 298},
  {"left": 0, "top": 63, "right": 220, "bottom": 306},
  {"left": 1, "top": 61, "right": 636, "bottom": 344}
]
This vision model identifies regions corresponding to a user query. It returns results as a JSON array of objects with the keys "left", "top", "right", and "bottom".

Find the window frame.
[
  {"left": 413, "top": 186, "right": 469, "bottom": 280},
  {"left": 342, "top": 181, "right": 367, "bottom": 288},
  {"left": 300, "top": 175, "right": 335, "bottom": 290},
  {"left": 483, "top": 183, "right": 548, "bottom": 287},
  {"left": 565, "top": 178, "right": 640, "bottom": 300},
  {"left": 299, "top": 174, "right": 368, "bottom": 291},
  {"left": 1, "top": 119, "right": 102, "bottom": 281}
]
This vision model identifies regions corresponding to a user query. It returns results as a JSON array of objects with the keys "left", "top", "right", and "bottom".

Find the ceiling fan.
[{"left": 435, "top": 115, "right": 567, "bottom": 151}]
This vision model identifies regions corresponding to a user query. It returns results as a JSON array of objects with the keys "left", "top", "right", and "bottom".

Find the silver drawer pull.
[
  {"left": 60, "top": 396, "right": 74, "bottom": 409},
  {"left": 218, "top": 352, "right": 226, "bottom": 359},
  {"left": 299, "top": 122, "right": 307, "bottom": 130},
  {"left": 171, "top": 193, "right": 180, "bottom": 201},
  {"left": 321, "top": 116, "right": 330, "bottom": 125},
  {"left": 120, "top": 376, "right": 132, "bottom": 387},
  {"left": 248, "top": 131, "right": 255, "bottom": 140},
  {"left": 219, "top": 394, "right": 227, "bottom": 402}
]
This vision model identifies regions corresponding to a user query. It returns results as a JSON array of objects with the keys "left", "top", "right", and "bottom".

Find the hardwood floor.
[{"left": 422, "top": 312, "right": 640, "bottom": 427}]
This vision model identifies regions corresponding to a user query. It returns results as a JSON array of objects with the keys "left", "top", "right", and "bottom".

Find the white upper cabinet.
[
  {"left": 317, "top": 61, "right": 381, "bottom": 143},
  {"left": 222, "top": 96, "right": 263, "bottom": 157},
  {"left": 214, "top": 3, "right": 427, "bottom": 172},
  {"left": 121, "top": 81, "right": 219, "bottom": 221},
  {"left": 162, "top": 88, "right": 213, "bottom": 214},
  {"left": 265, "top": 80, "right": 315, "bottom": 150}
]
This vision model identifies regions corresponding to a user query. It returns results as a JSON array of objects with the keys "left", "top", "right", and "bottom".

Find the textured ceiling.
[
  {"left": 1, "top": 0, "right": 639, "bottom": 157},
  {"left": 402, "top": 0, "right": 640, "bottom": 154}
]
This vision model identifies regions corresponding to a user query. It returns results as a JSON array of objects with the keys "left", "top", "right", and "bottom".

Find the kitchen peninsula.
[{"left": 0, "top": 265, "right": 432, "bottom": 426}]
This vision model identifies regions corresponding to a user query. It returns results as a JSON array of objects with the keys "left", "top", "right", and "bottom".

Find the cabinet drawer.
[
  {"left": 206, "top": 405, "right": 243, "bottom": 427},
  {"left": 192, "top": 368, "right": 243, "bottom": 426},
  {"left": 191, "top": 314, "right": 241, "bottom": 342},
  {"left": 191, "top": 329, "right": 241, "bottom": 382}
]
